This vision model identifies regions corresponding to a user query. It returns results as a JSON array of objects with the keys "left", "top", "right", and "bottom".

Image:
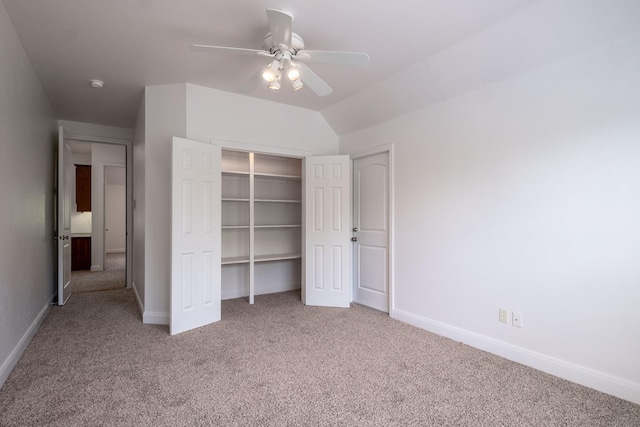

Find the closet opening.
[{"left": 221, "top": 150, "right": 302, "bottom": 304}]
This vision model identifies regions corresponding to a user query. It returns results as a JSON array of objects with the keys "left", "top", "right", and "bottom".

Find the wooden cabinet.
[
  {"left": 221, "top": 150, "right": 302, "bottom": 303},
  {"left": 75, "top": 165, "right": 91, "bottom": 212},
  {"left": 71, "top": 236, "right": 91, "bottom": 271}
]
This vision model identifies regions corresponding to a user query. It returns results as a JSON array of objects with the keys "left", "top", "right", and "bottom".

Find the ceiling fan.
[{"left": 193, "top": 8, "right": 370, "bottom": 96}]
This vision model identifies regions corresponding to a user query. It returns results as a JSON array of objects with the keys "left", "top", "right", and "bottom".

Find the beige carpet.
[
  {"left": 0, "top": 289, "right": 638, "bottom": 426},
  {"left": 69, "top": 252, "right": 125, "bottom": 294}
]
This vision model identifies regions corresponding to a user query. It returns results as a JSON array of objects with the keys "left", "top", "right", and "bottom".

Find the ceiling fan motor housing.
[{"left": 262, "top": 32, "right": 305, "bottom": 54}]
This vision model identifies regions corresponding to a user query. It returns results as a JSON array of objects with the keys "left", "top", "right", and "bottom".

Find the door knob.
[
  {"left": 353, "top": 227, "right": 358, "bottom": 232},
  {"left": 351, "top": 237, "right": 357, "bottom": 242}
]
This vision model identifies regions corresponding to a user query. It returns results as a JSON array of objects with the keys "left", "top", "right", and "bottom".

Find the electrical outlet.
[
  {"left": 512, "top": 311, "right": 523, "bottom": 328},
  {"left": 499, "top": 308, "right": 508, "bottom": 323}
]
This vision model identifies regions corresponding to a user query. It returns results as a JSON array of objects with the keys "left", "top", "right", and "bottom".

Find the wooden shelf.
[
  {"left": 222, "top": 170, "right": 249, "bottom": 176},
  {"left": 254, "top": 199, "right": 301, "bottom": 203},
  {"left": 254, "top": 172, "right": 301, "bottom": 180},
  {"left": 221, "top": 256, "right": 250, "bottom": 265},
  {"left": 255, "top": 253, "right": 301, "bottom": 263},
  {"left": 222, "top": 198, "right": 250, "bottom": 202},
  {"left": 254, "top": 224, "right": 301, "bottom": 229}
]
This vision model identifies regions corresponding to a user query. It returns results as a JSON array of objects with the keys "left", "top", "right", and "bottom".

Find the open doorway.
[
  {"left": 104, "top": 165, "right": 126, "bottom": 273},
  {"left": 68, "top": 140, "right": 128, "bottom": 294}
]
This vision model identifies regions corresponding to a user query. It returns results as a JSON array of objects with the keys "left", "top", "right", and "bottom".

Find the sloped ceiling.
[{"left": 3, "top": 0, "right": 639, "bottom": 135}]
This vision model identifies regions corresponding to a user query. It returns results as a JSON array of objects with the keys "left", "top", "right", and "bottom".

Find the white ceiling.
[
  {"left": 2, "top": 0, "right": 537, "bottom": 130},
  {"left": 3, "top": 1, "right": 639, "bottom": 135}
]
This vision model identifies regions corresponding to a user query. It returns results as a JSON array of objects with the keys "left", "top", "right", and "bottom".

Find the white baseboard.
[
  {"left": 0, "top": 294, "right": 54, "bottom": 388},
  {"left": 143, "top": 311, "right": 169, "bottom": 325},
  {"left": 391, "top": 308, "right": 640, "bottom": 405},
  {"left": 90, "top": 264, "right": 101, "bottom": 272},
  {"left": 105, "top": 249, "right": 125, "bottom": 254},
  {"left": 131, "top": 281, "right": 168, "bottom": 325}
]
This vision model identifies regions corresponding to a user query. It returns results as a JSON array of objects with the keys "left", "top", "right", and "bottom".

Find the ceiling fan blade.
[
  {"left": 237, "top": 70, "right": 264, "bottom": 93},
  {"left": 298, "top": 63, "right": 333, "bottom": 97},
  {"left": 266, "top": 9, "right": 293, "bottom": 48},
  {"left": 295, "top": 50, "right": 370, "bottom": 67},
  {"left": 192, "top": 44, "right": 274, "bottom": 58}
]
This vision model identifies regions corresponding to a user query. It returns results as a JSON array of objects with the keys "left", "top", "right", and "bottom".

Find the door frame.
[
  {"left": 350, "top": 144, "right": 395, "bottom": 316},
  {"left": 64, "top": 131, "right": 133, "bottom": 288}
]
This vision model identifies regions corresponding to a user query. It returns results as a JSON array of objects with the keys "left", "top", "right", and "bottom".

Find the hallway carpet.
[{"left": 69, "top": 252, "right": 125, "bottom": 294}]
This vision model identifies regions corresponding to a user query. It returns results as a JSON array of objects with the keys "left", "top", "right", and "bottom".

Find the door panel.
[
  {"left": 171, "top": 137, "right": 221, "bottom": 335},
  {"left": 303, "top": 155, "right": 351, "bottom": 307},
  {"left": 57, "top": 126, "right": 72, "bottom": 305},
  {"left": 353, "top": 152, "right": 389, "bottom": 312}
]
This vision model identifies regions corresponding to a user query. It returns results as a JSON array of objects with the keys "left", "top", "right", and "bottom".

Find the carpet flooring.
[
  {"left": 0, "top": 289, "right": 638, "bottom": 426},
  {"left": 69, "top": 252, "right": 126, "bottom": 294}
]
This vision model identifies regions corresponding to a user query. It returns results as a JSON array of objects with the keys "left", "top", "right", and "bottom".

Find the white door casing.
[
  {"left": 353, "top": 152, "right": 390, "bottom": 312},
  {"left": 303, "top": 155, "right": 352, "bottom": 308},
  {"left": 57, "top": 127, "right": 72, "bottom": 305},
  {"left": 171, "top": 137, "right": 221, "bottom": 335}
]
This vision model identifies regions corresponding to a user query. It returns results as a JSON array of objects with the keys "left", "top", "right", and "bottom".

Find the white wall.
[
  {"left": 186, "top": 84, "right": 339, "bottom": 155},
  {"left": 140, "top": 83, "right": 338, "bottom": 322},
  {"left": 90, "top": 144, "right": 126, "bottom": 270},
  {"left": 142, "top": 83, "right": 187, "bottom": 322},
  {"left": 339, "top": 32, "right": 640, "bottom": 403},
  {"left": 0, "top": 1, "right": 57, "bottom": 387}
]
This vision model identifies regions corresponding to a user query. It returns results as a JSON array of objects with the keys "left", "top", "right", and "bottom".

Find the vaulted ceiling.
[{"left": 3, "top": 0, "right": 638, "bottom": 135}]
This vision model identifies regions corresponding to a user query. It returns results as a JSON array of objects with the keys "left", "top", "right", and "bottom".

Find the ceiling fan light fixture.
[
  {"left": 292, "top": 79, "right": 304, "bottom": 91},
  {"left": 287, "top": 65, "right": 301, "bottom": 81},
  {"left": 268, "top": 79, "right": 281, "bottom": 91},
  {"left": 262, "top": 60, "right": 280, "bottom": 82},
  {"left": 262, "top": 69, "right": 276, "bottom": 82}
]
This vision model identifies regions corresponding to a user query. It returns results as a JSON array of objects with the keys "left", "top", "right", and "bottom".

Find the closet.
[
  {"left": 220, "top": 150, "right": 302, "bottom": 303},
  {"left": 170, "top": 136, "right": 351, "bottom": 335}
]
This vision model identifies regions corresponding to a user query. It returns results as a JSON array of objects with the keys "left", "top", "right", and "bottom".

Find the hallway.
[{"left": 70, "top": 252, "right": 126, "bottom": 294}]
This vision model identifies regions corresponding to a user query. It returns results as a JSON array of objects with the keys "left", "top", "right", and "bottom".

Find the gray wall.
[{"left": 0, "top": 1, "right": 57, "bottom": 387}]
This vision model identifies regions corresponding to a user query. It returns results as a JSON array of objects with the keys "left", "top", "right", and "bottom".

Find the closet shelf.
[
  {"left": 254, "top": 172, "right": 301, "bottom": 180},
  {"left": 254, "top": 253, "right": 301, "bottom": 263},
  {"left": 222, "top": 198, "right": 250, "bottom": 202},
  {"left": 221, "top": 256, "right": 250, "bottom": 265},
  {"left": 254, "top": 199, "right": 301, "bottom": 203},
  {"left": 222, "top": 225, "right": 250, "bottom": 229},
  {"left": 254, "top": 224, "right": 301, "bottom": 229},
  {"left": 222, "top": 170, "right": 249, "bottom": 176}
]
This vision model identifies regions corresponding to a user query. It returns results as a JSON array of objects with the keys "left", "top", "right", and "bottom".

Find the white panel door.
[
  {"left": 303, "top": 155, "right": 351, "bottom": 307},
  {"left": 353, "top": 152, "right": 389, "bottom": 312},
  {"left": 57, "top": 126, "right": 72, "bottom": 305},
  {"left": 171, "top": 137, "right": 221, "bottom": 335}
]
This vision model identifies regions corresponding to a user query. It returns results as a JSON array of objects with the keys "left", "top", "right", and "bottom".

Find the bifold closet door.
[
  {"left": 171, "top": 137, "right": 221, "bottom": 335},
  {"left": 302, "top": 155, "right": 351, "bottom": 308}
]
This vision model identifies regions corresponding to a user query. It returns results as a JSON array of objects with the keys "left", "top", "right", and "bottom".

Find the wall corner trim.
[
  {"left": 0, "top": 294, "right": 54, "bottom": 388},
  {"left": 391, "top": 308, "right": 640, "bottom": 405}
]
